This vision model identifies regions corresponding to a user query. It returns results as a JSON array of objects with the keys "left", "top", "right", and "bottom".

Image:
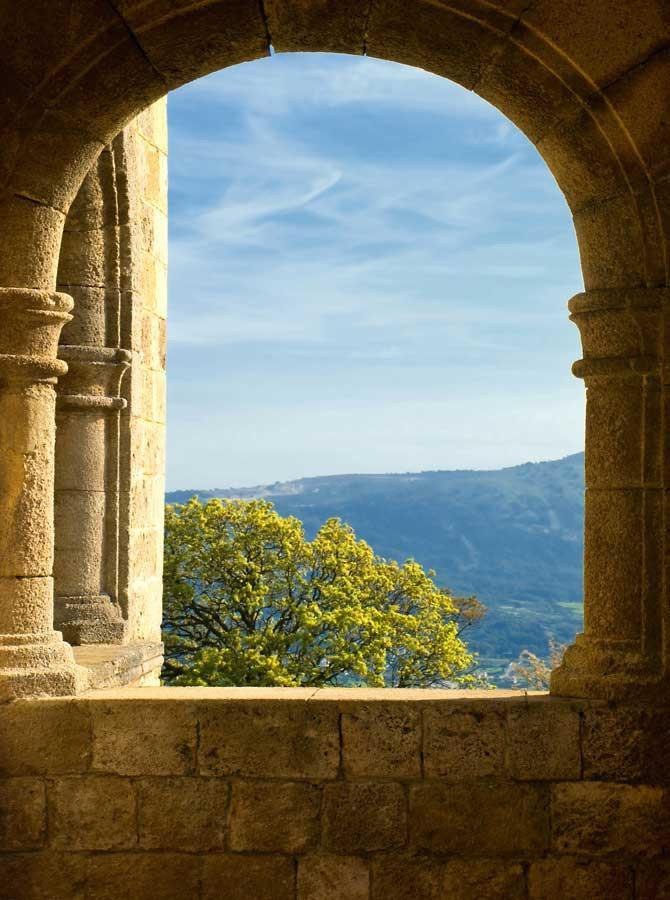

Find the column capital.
[
  {"left": 57, "top": 346, "right": 131, "bottom": 411},
  {"left": 568, "top": 287, "right": 669, "bottom": 381},
  {"left": 0, "top": 288, "right": 74, "bottom": 385}
]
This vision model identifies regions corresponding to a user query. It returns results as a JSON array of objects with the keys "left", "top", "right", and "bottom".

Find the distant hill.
[{"left": 166, "top": 453, "right": 585, "bottom": 676}]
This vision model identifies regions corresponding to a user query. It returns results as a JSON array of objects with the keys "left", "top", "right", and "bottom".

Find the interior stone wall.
[
  {"left": 1, "top": 690, "right": 669, "bottom": 900},
  {"left": 55, "top": 101, "right": 168, "bottom": 650},
  {"left": 116, "top": 104, "right": 168, "bottom": 646}
]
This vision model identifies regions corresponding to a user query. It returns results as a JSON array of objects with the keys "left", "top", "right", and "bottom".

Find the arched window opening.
[{"left": 156, "top": 53, "right": 584, "bottom": 689}]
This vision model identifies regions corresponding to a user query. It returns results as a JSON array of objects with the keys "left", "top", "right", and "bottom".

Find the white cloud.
[
  {"left": 176, "top": 53, "right": 503, "bottom": 121},
  {"left": 166, "top": 54, "right": 583, "bottom": 487}
]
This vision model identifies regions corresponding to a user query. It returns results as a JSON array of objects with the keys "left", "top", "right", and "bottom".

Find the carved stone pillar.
[
  {"left": 551, "top": 287, "right": 668, "bottom": 700},
  {"left": 0, "top": 289, "right": 81, "bottom": 698},
  {"left": 54, "top": 346, "right": 130, "bottom": 644}
]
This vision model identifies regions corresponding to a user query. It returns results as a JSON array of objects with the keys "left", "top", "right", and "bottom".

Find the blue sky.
[{"left": 166, "top": 52, "right": 584, "bottom": 491}]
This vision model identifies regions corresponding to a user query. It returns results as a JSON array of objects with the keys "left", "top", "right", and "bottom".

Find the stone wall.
[
  {"left": 117, "top": 104, "right": 168, "bottom": 646},
  {"left": 1, "top": 689, "right": 669, "bottom": 900},
  {"left": 55, "top": 101, "right": 167, "bottom": 652}
]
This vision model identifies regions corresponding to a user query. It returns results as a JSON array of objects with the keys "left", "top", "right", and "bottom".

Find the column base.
[
  {"left": 55, "top": 594, "right": 127, "bottom": 645},
  {"left": 0, "top": 632, "right": 85, "bottom": 700},
  {"left": 550, "top": 633, "right": 667, "bottom": 701}
]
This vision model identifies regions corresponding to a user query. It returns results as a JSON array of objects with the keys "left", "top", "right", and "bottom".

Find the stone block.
[
  {"left": 551, "top": 782, "right": 670, "bottom": 857},
  {"left": 199, "top": 700, "right": 339, "bottom": 779},
  {"left": 298, "top": 855, "right": 369, "bottom": 900},
  {"left": 507, "top": 700, "right": 581, "bottom": 780},
  {"left": 410, "top": 782, "right": 549, "bottom": 855},
  {"left": 138, "top": 776, "right": 229, "bottom": 851},
  {"left": 636, "top": 860, "right": 670, "bottom": 900},
  {"left": 229, "top": 780, "right": 321, "bottom": 853},
  {"left": 87, "top": 853, "right": 200, "bottom": 900},
  {"left": 58, "top": 225, "right": 115, "bottom": 288},
  {"left": 582, "top": 706, "right": 670, "bottom": 783},
  {"left": 536, "top": 103, "right": 626, "bottom": 209},
  {"left": 54, "top": 417, "right": 107, "bottom": 493},
  {"left": 134, "top": 99, "right": 168, "bottom": 154},
  {"left": 373, "top": 857, "right": 526, "bottom": 900},
  {"left": 0, "top": 851, "right": 87, "bottom": 900},
  {"left": 367, "top": 0, "right": 510, "bottom": 89},
  {"left": 265, "top": 0, "right": 368, "bottom": 53},
  {"left": 140, "top": 142, "right": 167, "bottom": 214},
  {"left": 583, "top": 381, "right": 646, "bottom": 489},
  {"left": 370, "top": 855, "right": 446, "bottom": 900},
  {"left": 521, "top": 0, "right": 670, "bottom": 88},
  {"left": 528, "top": 858, "right": 634, "bottom": 900},
  {"left": 0, "top": 778, "right": 45, "bottom": 850},
  {"left": 603, "top": 49, "right": 670, "bottom": 179},
  {"left": 442, "top": 860, "right": 527, "bottom": 900},
  {"left": 58, "top": 286, "right": 107, "bottom": 346},
  {"left": 0, "top": 699, "right": 90, "bottom": 775},
  {"left": 124, "top": 524, "right": 164, "bottom": 584},
  {"left": 322, "top": 782, "right": 406, "bottom": 853},
  {"left": 583, "top": 489, "right": 643, "bottom": 640},
  {"left": 574, "top": 193, "right": 646, "bottom": 290},
  {"left": 476, "top": 37, "right": 575, "bottom": 143},
  {"left": 49, "top": 776, "right": 136, "bottom": 851},
  {"left": 90, "top": 697, "right": 197, "bottom": 775},
  {"left": 116, "top": 0, "right": 269, "bottom": 86},
  {"left": 127, "top": 418, "right": 166, "bottom": 478},
  {"left": 341, "top": 704, "right": 421, "bottom": 778},
  {"left": 201, "top": 854, "right": 296, "bottom": 900},
  {"left": 423, "top": 703, "right": 506, "bottom": 779}
]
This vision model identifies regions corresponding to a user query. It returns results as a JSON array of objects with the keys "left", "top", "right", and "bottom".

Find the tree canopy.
[{"left": 162, "top": 498, "right": 484, "bottom": 688}]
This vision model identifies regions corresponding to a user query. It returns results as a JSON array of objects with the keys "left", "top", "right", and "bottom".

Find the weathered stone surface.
[
  {"left": 423, "top": 703, "right": 506, "bottom": 779},
  {"left": 372, "top": 856, "right": 525, "bottom": 900},
  {"left": 50, "top": 776, "right": 136, "bottom": 850},
  {"left": 0, "top": 778, "right": 45, "bottom": 850},
  {"left": 0, "top": 851, "right": 87, "bottom": 900},
  {"left": 507, "top": 700, "right": 581, "bottom": 780},
  {"left": 636, "top": 860, "right": 670, "bottom": 900},
  {"left": 322, "top": 782, "right": 406, "bottom": 853},
  {"left": 551, "top": 782, "right": 670, "bottom": 857},
  {"left": 87, "top": 853, "right": 201, "bottom": 900},
  {"left": 230, "top": 780, "right": 321, "bottom": 853},
  {"left": 0, "top": 699, "right": 90, "bottom": 775},
  {"left": 410, "top": 782, "right": 549, "bottom": 855},
  {"left": 521, "top": 0, "right": 670, "bottom": 88},
  {"left": 442, "top": 860, "right": 527, "bottom": 900},
  {"left": 371, "top": 855, "right": 446, "bottom": 900},
  {"left": 528, "top": 858, "right": 635, "bottom": 900},
  {"left": 265, "top": 0, "right": 368, "bottom": 54},
  {"left": 2, "top": 0, "right": 670, "bottom": 894},
  {"left": 298, "top": 855, "right": 370, "bottom": 900},
  {"left": 199, "top": 700, "right": 339, "bottom": 778},
  {"left": 90, "top": 698, "right": 197, "bottom": 775},
  {"left": 201, "top": 854, "right": 296, "bottom": 900},
  {"left": 582, "top": 706, "right": 670, "bottom": 783},
  {"left": 138, "top": 776, "right": 229, "bottom": 851},
  {"left": 367, "top": 0, "right": 509, "bottom": 90},
  {"left": 341, "top": 703, "right": 421, "bottom": 778}
]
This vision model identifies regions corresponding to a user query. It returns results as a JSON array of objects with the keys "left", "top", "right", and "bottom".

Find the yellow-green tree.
[{"left": 162, "top": 498, "right": 484, "bottom": 688}]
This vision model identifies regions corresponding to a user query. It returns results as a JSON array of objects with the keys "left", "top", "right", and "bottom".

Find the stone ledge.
[
  {"left": 73, "top": 643, "right": 163, "bottom": 691},
  {"left": 80, "top": 686, "right": 549, "bottom": 702}
]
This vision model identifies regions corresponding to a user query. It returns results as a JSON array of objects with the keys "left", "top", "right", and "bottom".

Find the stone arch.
[
  {"left": 0, "top": 1, "right": 667, "bottom": 290},
  {"left": 0, "top": 0, "right": 669, "bottom": 698}
]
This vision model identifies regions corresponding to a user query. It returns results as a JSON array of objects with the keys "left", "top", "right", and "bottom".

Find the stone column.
[
  {"left": 54, "top": 346, "right": 130, "bottom": 644},
  {"left": 0, "top": 289, "right": 81, "bottom": 698},
  {"left": 551, "top": 287, "right": 668, "bottom": 700}
]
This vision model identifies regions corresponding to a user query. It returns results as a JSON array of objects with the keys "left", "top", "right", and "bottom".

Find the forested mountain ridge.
[{"left": 166, "top": 453, "right": 585, "bottom": 673}]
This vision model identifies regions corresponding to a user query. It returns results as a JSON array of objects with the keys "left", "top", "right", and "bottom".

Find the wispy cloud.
[{"left": 166, "top": 53, "right": 584, "bottom": 488}]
